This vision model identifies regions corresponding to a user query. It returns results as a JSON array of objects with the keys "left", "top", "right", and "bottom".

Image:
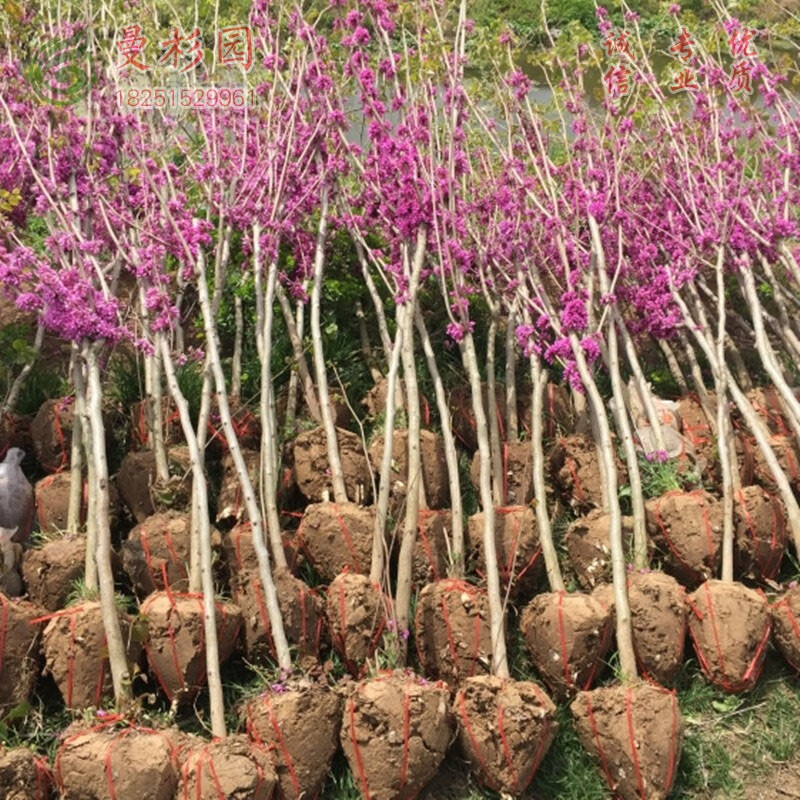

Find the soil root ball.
[
  {"left": 738, "top": 434, "right": 800, "bottom": 494},
  {"left": 246, "top": 681, "right": 342, "bottom": 800},
  {"left": 469, "top": 441, "right": 534, "bottom": 507},
  {"left": 221, "top": 522, "right": 301, "bottom": 585},
  {"left": 549, "top": 435, "right": 625, "bottom": 512},
  {"left": 520, "top": 590, "right": 612, "bottom": 701},
  {"left": 341, "top": 671, "right": 454, "bottom": 800},
  {"left": 30, "top": 398, "right": 76, "bottom": 474},
  {"left": 141, "top": 591, "right": 241, "bottom": 705},
  {"left": 35, "top": 472, "right": 121, "bottom": 535},
  {"left": 412, "top": 510, "right": 451, "bottom": 587},
  {"left": 326, "top": 571, "right": 388, "bottom": 675},
  {"left": 687, "top": 579, "right": 771, "bottom": 693},
  {"left": 0, "top": 744, "right": 53, "bottom": 800},
  {"left": 129, "top": 397, "right": 183, "bottom": 451},
  {"left": 0, "top": 593, "right": 46, "bottom": 717},
  {"left": 734, "top": 486, "right": 787, "bottom": 582},
  {"left": 772, "top": 586, "right": 800, "bottom": 672},
  {"left": 40, "top": 601, "right": 142, "bottom": 710},
  {"left": 55, "top": 720, "right": 180, "bottom": 800},
  {"left": 565, "top": 509, "right": 637, "bottom": 590},
  {"left": 215, "top": 448, "right": 261, "bottom": 526},
  {"left": 571, "top": 683, "right": 684, "bottom": 800},
  {"left": 467, "top": 506, "right": 542, "bottom": 600},
  {"left": 179, "top": 735, "right": 277, "bottom": 800},
  {"left": 233, "top": 566, "right": 324, "bottom": 666},
  {"left": 293, "top": 426, "right": 372, "bottom": 504},
  {"left": 415, "top": 579, "right": 492, "bottom": 685},
  {"left": 454, "top": 675, "right": 557, "bottom": 795},
  {"left": 645, "top": 490, "right": 722, "bottom": 588},
  {"left": 298, "top": 502, "right": 377, "bottom": 582}
]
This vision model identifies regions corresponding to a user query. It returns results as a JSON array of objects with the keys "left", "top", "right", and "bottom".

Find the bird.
[{"left": 0, "top": 448, "right": 34, "bottom": 544}]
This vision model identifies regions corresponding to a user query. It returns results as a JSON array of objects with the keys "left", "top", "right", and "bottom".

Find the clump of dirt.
[
  {"left": 738, "top": 434, "right": 800, "bottom": 494},
  {"left": 30, "top": 398, "right": 75, "bottom": 474},
  {"left": 326, "top": 572, "right": 388, "bottom": 675},
  {"left": 734, "top": 486, "right": 787, "bottom": 581},
  {"left": 645, "top": 490, "right": 723, "bottom": 588},
  {"left": 747, "top": 387, "right": 791, "bottom": 436},
  {"left": 22, "top": 534, "right": 91, "bottom": 611},
  {"left": 129, "top": 397, "right": 182, "bottom": 451},
  {"left": 549, "top": 436, "right": 625, "bottom": 511},
  {"left": 677, "top": 394, "right": 715, "bottom": 468},
  {"left": 0, "top": 746, "right": 53, "bottom": 800},
  {"left": 341, "top": 671, "right": 454, "bottom": 800},
  {"left": 179, "top": 735, "right": 276, "bottom": 800},
  {"left": 415, "top": 579, "right": 492, "bottom": 685},
  {"left": 233, "top": 567, "right": 324, "bottom": 666},
  {"left": 771, "top": 587, "right": 800, "bottom": 672},
  {"left": 565, "top": 510, "right": 637, "bottom": 590},
  {"left": 448, "top": 383, "right": 506, "bottom": 452},
  {"left": 55, "top": 721, "right": 180, "bottom": 800},
  {"left": 0, "top": 594, "right": 46, "bottom": 716},
  {"left": 141, "top": 591, "right": 241, "bottom": 705},
  {"left": 519, "top": 382, "right": 574, "bottom": 441},
  {"left": 470, "top": 441, "right": 534, "bottom": 507},
  {"left": 40, "top": 601, "right": 143, "bottom": 710},
  {"left": 122, "top": 511, "right": 216, "bottom": 598},
  {"left": 117, "top": 447, "right": 193, "bottom": 523},
  {"left": 221, "top": 523, "right": 302, "bottom": 585},
  {"left": 571, "top": 683, "right": 684, "bottom": 800},
  {"left": 245, "top": 680, "right": 343, "bottom": 800},
  {"left": 35, "top": 473, "right": 121, "bottom": 535},
  {"left": 454, "top": 675, "right": 557, "bottom": 795},
  {"left": 215, "top": 449, "right": 260, "bottom": 526},
  {"left": 297, "top": 502, "right": 377, "bottom": 581},
  {"left": 594, "top": 572, "right": 687, "bottom": 686},
  {"left": 520, "top": 591, "right": 612, "bottom": 700},
  {"left": 369, "top": 429, "right": 450, "bottom": 510},
  {"left": 361, "top": 378, "right": 433, "bottom": 423},
  {"left": 413, "top": 510, "right": 452, "bottom": 586},
  {"left": 467, "top": 506, "right": 542, "bottom": 599},
  {"left": 0, "top": 412, "right": 33, "bottom": 460},
  {"left": 687, "top": 580, "right": 771, "bottom": 693},
  {"left": 293, "top": 426, "right": 372, "bottom": 504}
]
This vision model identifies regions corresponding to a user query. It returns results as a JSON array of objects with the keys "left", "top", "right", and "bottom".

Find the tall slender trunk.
[
  {"left": 1, "top": 323, "right": 44, "bottom": 416},
  {"left": 504, "top": 311, "right": 519, "bottom": 443},
  {"left": 485, "top": 316, "right": 504, "bottom": 506},
  {"left": 231, "top": 292, "right": 244, "bottom": 401},
  {"left": 73, "top": 355, "right": 96, "bottom": 589},
  {"left": 284, "top": 293, "right": 306, "bottom": 433},
  {"left": 657, "top": 338, "right": 689, "bottom": 395},
  {"left": 357, "top": 300, "right": 383, "bottom": 385},
  {"left": 160, "top": 334, "right": 226, "bottom": 737},
  {"left": 68, "top": 348, "right": 84, "bottom": 533},
  {"left": 83, "top": 340, "right": 132, "bottom": 706}
]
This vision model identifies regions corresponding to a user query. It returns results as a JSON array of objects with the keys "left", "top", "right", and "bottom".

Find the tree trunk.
[
  {"left": 504, "top": 311, "right": 519, "bottom": 443},
  {"left": 485, "top": 317, "right": 505, "bottom": 506}
]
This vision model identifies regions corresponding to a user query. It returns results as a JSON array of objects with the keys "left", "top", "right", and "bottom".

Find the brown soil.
[
  {"left": 30, "top": 398, "right": 75, "bottom": 474},
  {"left": 677, "top": 394, "right": 715, "bottom": 454},
  {"left": 687, "top": 580, "right": 771, "bottom": 693},
  {"left": 361, "top": 378, "right": 433, "bottom": 423},
  {"left": 0, "top": 746, "right": 53, "bottom": 800},
  {"left": 565, "top": 509, "right": 637, "bottom": 590},
  {"left": 467, "top": 506, "right": 542, "bottom": 599},
  {"left": 519, "top": 382, "right": 574, "bottom": 440},
  {"left": 233, "top": 567, "right": 325, "bottom": 666},
  {"left": 448, "top": 383, "right": 506, "bottom": 452},
  {"left": 571, "top": 683, "right": 684, "bottom": 800},
  {"left": 293, "top": 426, "right": 372, "bottom": 504},
  {"left": 369, "top": 429, "right": 450, "bottom": 510},
  {"left": 469, "top": 441, "right": 534, "bottom": 507},
  {"left": 179, "top": 735, "right": 276, "bottom": 800},
  {"left": 415, "top": 579, "right": 492, "bottom": 685},
  {"left": 341, "top": 671, "right": 454, "bottom": 800},
  {"left": 21, "top": 533, "right": 92, "bottom": 611},
  {"left": 34, "top": 472, "right": 121, "bottom": 535},
  {"left": 141, "top": 591, "right": 242, "bottom": 705},
  {"left": 245, "top": 681, "right": 343, "bottom": 800},
  {"left": 41, "top": 601, "right": 142, "bottom": 710},
  {"left": 207, "top": 400, "right": 261, "bottom": 452},
  {"left": 326, "top": 571, "right": 388, "bottom": 675},
  {"left": 747, "top": 387, "right": 792, "bottom": 436},
  {"left": 520, "top": 591, "right": 612, "bottom": 700},
  {"left": 739, "top": 434, "right": 800, "bottom": 493},
  {"left": 0, "top": 553, "right": 23, "bottom": 597},
  {"left": 0, "top": 412, "right": 33, "bottom": 460},
  {"left": 645, "top": 490, "right": 723, "bottom": 588},
  {"left": 771, "top": 587, "right": 800, "bottom": 672},
  {"left": 734, "top": 486, "right": 787, "bottom": 581},
  {"left": 55, "top": 722, "right": 180, "bottom": 800},
  {"left": 215, "top": 448, "right": 260, "bottom": 526},
  {"left": 297, "top": 502, "right": 377, "bottom": 581},
  {"left": 454, "top": 675, "right": 557, "bottom": 795},
  {"left": 129, "top": 397, "right": 183, "bottom": 451},
  {"left": 0, "top": 595, "right": 45, "bottom": 716},
  {"left": 594, "top": 572, "right": 687, "bottom": 686},
  {"left": 221, "top": 522, "right": 302, "bottom": 583},
  {"left": 549, "top": 435, "right": 625, "bottom": 512},
  {"left": 116, "top": 446, "right": 192, "bottom": 524},
  {"left": 413, "top": 510, "right": 452, "bottom": 586}
]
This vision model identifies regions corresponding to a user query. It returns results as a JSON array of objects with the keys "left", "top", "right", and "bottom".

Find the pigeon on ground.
[{"left": 0, "top": 448, "right": 34, "bottom": 544}]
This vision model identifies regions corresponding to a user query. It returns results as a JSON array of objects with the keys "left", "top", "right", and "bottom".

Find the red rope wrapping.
[
  {"left": 735, "top": 489, "right": 785, "bottom": 580},
  {"left": 751, "top": 389, "right": 789, "bottom": 436},
  {"left": 456, "top": 681, "right": 552, "bottom": 795},
  {"left": 416, "top": 510, "right": 443, "bottom": 584},
  {"left": 54, "top": 715, "right": 179, "bottom": 795},
  {"left": 562, "top": 444, "right": 586, "bottom": 506},
  {"left": 41, "top": 398, "right": 72, "bottom": 474},
  {"left": 327, "top": 572, "right": 387, "bottom": 676},
  {"left": 774, "top": 595, "right": 800, "bottom": 671},
  {"left": 140, "top": 592, "right": 241, "bottom": 702},
  {"left": 687, "top": 583, "right": 772, "bottom": 693},
  {"left": 30, "top": 605, "right": 107, "bottom": 709},
  {"left": 207, "top": 408, "right": 258, "bottom": 452},
  {"left": 583, "top": 686, "right": 680, "bottom": 800},
  {"left": 180, "top": 743, "right": 244, "bottom": 800},
  {"left": 632, "top": 579, "right": 687, "bottom": 686},
  {"left": 415, "top": 579, "right": 485, "bottom": 682},
  {"left": 33, "top": 755, "right": 53, "bottom": 800},
  {"left": 651, "top": 490, "right": 716, "bottom": 582},
  {"left": 139, "top": 522, "right": 189, "bottom": 591}
]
